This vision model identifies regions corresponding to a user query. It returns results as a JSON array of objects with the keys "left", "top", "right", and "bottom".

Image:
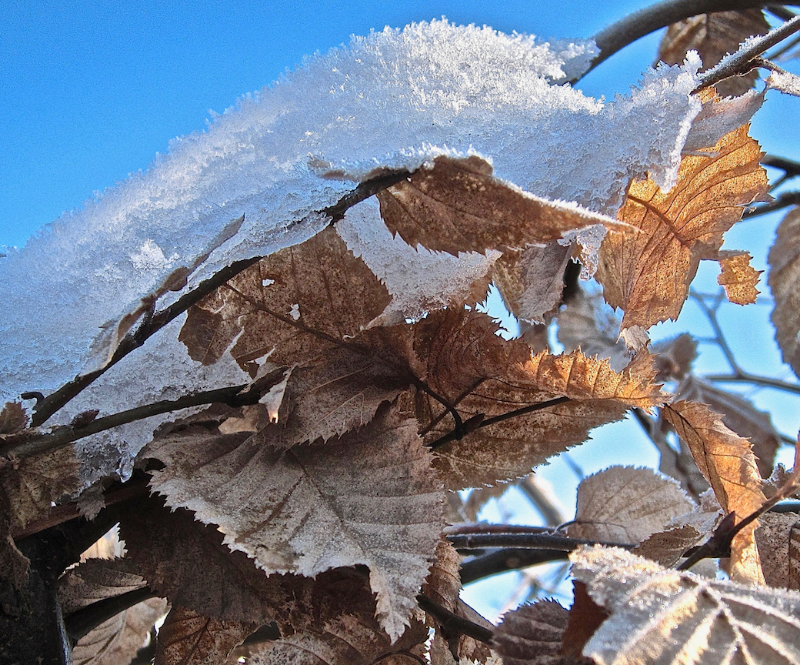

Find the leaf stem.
[
  {"left": 64, "top": 587, "right": 157, "bottom": 643},
  {"left": 416, "top": 594, "right": 494, "bottom": 644}
]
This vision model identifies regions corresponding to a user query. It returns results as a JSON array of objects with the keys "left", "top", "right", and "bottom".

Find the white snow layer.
[{"left": 0, "top": 20, "right": 707, "bottom": 479}]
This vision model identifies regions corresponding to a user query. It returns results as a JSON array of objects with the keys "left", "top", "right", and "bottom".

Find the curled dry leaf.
[
  {"left": 376, "top": 155, "right": 619, "bottom": 256},
  {"left": 596, "top": 124, "right": 769, "bottom": 335},
  {"left": 492, "top": 242, "right": 573, "bottom": 324},
  {"left": 755, "top": 512, "right": 800, "bottom": 590},
  {"left": 154, "top": 605, "right": 255, "bottom": 665},
  {"left": 663, "top": 400, "right": 766, "bottom": 584},
  {"left": 768, "top": 207, "right": 800, "bottom": 379},
  {"left": 717, "top": 250, "right": 761, "bottom": 305},
  {"left": 571, "top": 545, "right": 800, "bottom": 665},
  {"left": 676, "top": 375, "right": 780, "bottom": 477},
  {"left": 568, "top": 466, "right": 694, "bottom": 545},
  {"left": 144, "top": 404, "right": 444, "bottom": 640},
  {"left": 494, "top": 599, "right": 589, "bottom": 665},
  {"left": 656, "top": 10, "right": 770, "bottom": 97}
]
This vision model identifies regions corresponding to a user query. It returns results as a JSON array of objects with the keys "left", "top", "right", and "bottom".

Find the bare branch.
[
  {"left": 416, "top": 594, "right": 494, "bottom": 644},
  {"left": 64, "top": 587, "right": 157, "bottom": 643},
  {"left": 446, "top": 531, "right": 634, "bottom": 551},
  {"left": 743, "top": 191, "right": 800, "bottom": 218}
]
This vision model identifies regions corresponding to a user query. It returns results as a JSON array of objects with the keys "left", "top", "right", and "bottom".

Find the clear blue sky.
[{"left": 1, "top": 0, "right": 664, "bottom": 248}]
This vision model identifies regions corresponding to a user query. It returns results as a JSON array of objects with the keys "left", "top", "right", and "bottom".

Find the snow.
[{"left": 0, "top": 19, "right": 711, "bottom": 481}]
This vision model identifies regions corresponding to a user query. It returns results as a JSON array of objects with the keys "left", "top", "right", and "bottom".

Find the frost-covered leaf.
[
  {"left": 494, "top": 599, "right": 587, "bottom": 665},
  {"left": 676, "top": 375, "right": 780, "bottom": 478},
  {"left": 556, "top": 288, "right": 630, "bottom": 372},
  {"left": 633, "top": 524, "right": 706, "bottom": 568},
  {"left": 768, "top": 207, "right": 800, "bottom": 379},
  {"left": 413, "top": 312, "right": 665, "bottom": 488},
  {"left": 717, "top": 250, "right": 761, "bottom": 305},
  {"left": 597, "top": 125, "right": 769, "bottom": 335},
  {"left": 683, "top": 89, "right": 765, "bottom": 153},
  {"left": 0, "top": 401, "right": 27, "bottom": 434},
  {"left": 755, "top": 512, "right": 800, "bottom": 590},
  {"left": 180, "top": 226, "right": 390, "bottom": 370},
  {"left": 493, "top": 243, "right": 573, "bottom": 324},
  {"left": 657, "top": 10, "right": 770, "bottom": 97},
  {"left": 154, "top": 605, "right": 254, "bottom": 665},
  {"left": 568, "top": 466, "right": 694, "bottom": 545},
  {"left": 144, "top": 404, "right": 444, "bottom": 640},
  {"left": 663, "top": 401, "right": 766, "bottom": 583},
  {"left": 240, "top": 610, "right": 428, "bottom": 665},
  {"left": 377, "top": 155, "right": 619, "bottom": 256},
  {"left": 571, "top": 545, "right": 800, "bottom": 665}
]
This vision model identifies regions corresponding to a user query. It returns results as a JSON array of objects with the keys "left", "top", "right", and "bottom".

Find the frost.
[
  {"left": 767, "top": 69, "right": 800, "bottom": 97},
  {"left": 0, "top": 19, "right": 706, "bottom": 479}
]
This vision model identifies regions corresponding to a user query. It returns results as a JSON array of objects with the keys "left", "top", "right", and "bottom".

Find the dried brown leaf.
[
  {"left": 144, "top": 404, "right": 444, "bottom": 640},
  {"left": 572, "top": 545, "right": 800, "bottom": 665},
  {"left": 676, "top": 375, "right": 780, "bottom": 477},
  {"left": 718, "top": 250, "right": 761, "bottom": 304},
  {"left": 663, "top": 400, "right": 766, "bottom": 583},
  {"left": 377, "top": 155, "right": 618, "bottom": 256},
  {"left": 154, "top": 605, "right": 255, "bottom": 665},
  {"left": 755, "top": 512, "right": 800, "bottom": 590},
  {"left": 768, "top": 207, "right": 800, "bottom": 378},
  {"left": 494, "top": 599, "right": 589, "bottom": 665},
  {"left": 568, "top": 466, "right": 694, "bottom": 545},
  {"left": 597, "top": 124, "right": 769, "bottom": 333},
  {"left": 58, "top": 558, "right": 149, "bottom": 615},
  {"left": 0, "top": 401, "right": 28, "bottom": 434},
  {"left": 651, "top": 333, "right": 698, "bottom": 382},
  {"left": 492, "top": 242, "right": 573, "bottom": 324},
  {"left": 179, "top": 225, "right": 390, "bottom": 369},
  {"left": 657, "top": 10, "right": 770, "bottom": 97},
  {"left": 412, "top": 311, "right": 665, "bottom": 489},
  {"left": 632, "top": 523, "right": 705, "bottom": 568}
]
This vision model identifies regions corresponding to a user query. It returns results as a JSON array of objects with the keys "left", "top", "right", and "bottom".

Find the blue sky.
[{"left": 1, "top": 0, "right": 660, "bottom": 248}]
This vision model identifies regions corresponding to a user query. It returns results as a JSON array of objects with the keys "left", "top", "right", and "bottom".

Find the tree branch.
[
  {"left": 446, "top": 531, "right": 633, "bottom": 551},
  {"left": 743, "top": 191, "right": 800, "bottom": 219},
  {"left": 64, "top": 587, "right": 157, "bottom": 643},
  {"left": 28, "top": 169, "right": 409, "bottom": 428},
  {"left": 583, "top": 0, "right": 800, "bottom": 79},
  {"left": 416, "top": 594, "right": 494, "bottom": 644}
]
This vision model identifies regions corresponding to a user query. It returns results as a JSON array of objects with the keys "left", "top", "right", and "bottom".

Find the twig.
[
  {"left": 28, "top": 170, "right": 409, "bottom": 428},
  {"left": 582, "top": 0, "right": 800, "bottom": 80},
  {"left": 446, "top": 532, "right": 634, "bottom": 551},
  {"left": 459, "top": 549, "right": 570, "bottom": 585},
  {"left": 2, "top": 368, "right": 287, "bottom": 460},
  {"left": 416, "top": 594, "right": 494, "bottom": 644},
  {"left": 691, "top": 290, "right": 742, "bottom": 375},
  {"left": 694, "top": 15, "right": 800, "bottom": 91},
  {"left": 743, "top": 191, "right": 800, "bottom": 219},
  {"left": 702, "top": 372, "right": 800, "bottom": 394},
  {"left": 64, "top": 587, "right": 157, "bottom": 643}
]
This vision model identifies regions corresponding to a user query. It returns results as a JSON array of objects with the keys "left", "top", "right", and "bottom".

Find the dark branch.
[
  {"left": 446, "top": 531, "right": 634, "bottom": 551},
  {"left": 459, "top": 549, "right": 570, "bottom": 585},
  {"left": 584, "top": 0, "right": 800, "bottom": 79},
  {"left": 416, "top": 594, "right": 494, "bottom": 644},
  {"left": 64, "top": 586, "right": 157, "bottom": 643},
  {"left": 743, "top": 191, "right": 800, "bottom": 219}
]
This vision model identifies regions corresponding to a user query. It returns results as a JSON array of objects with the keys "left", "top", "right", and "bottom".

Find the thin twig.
[
  {"left": 694, "top": 15, "right": 800, "bottom": 91},
  {"left": 459, "top": 549, "right": 570, "bottom": 585},
  {"left": 416, "top": 594, "right": 494, "bottom": 644},
  {"left": 446, "top": 532, "right": 634, "bottom": 551},
  {"left": 582, "top": 0, "right": 800, "bottom": 80},
  {"left": 743, "top": 191, "right": 800, "bottom": 219},
  {"left": 64, "top": 587, "right": 157, "bottom": 643},
  {"left": 28, "top": 170, "right": 410, "bottom": 428},
  {"left": 702, "top": 372, "right": 800, "bottom": 394}
]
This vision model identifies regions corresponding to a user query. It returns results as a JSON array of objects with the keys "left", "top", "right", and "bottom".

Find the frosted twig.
[
  {"left": 583, "top": 0, "right": 800, "bottom": 79},
  {"left": 28, "top": 169, "right": 410, "bottom": 428},
  {"left": 446, "top": 532, "right": 634, "bottom": 551},
  {"left": 694, "top": 15, "right": 800, "bottom": 91}
]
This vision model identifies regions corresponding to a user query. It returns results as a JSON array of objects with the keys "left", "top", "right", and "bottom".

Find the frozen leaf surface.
[
  {"left": 663, "top": 401, "right": 766, "bottom": 583},
  {"left": 755, "top": 512, "right": 800, "bottom": 590},
  {"left": 597, "top": 124, "right": 769, "bottom": 334},
  {"left": 144, "top": 405, "right": 444, "bottom": 640},
  {"left": 571, "top": 546, "right": 800, "bottom": 665},
  {"left": 376, "top": 155, "right": 619, "bottom": 255},
  {"left": 569, "top": 466, "right": 694, "bottom": 545}
]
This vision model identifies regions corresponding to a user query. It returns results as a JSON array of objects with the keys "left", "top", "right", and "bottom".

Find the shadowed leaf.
[{"left": 768, "top": 207, "right": 800, "bottom": 379}]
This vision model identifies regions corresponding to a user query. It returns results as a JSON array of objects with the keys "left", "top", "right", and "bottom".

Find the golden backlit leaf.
[
  {"left": 492, "top": 242, "right": 573, "bottom": 324},
  {"left": 717, "top": 250, "right": 761, "bottom": 305},
  {"left": 144, "top": 405, "right": 444, "bottom": 640},
  {"left": 596, "top": 125, "right": 769, "bottom": 332},
  {"left": 377, "top": 155, "right": 618, "bottom": 256},
  {"left": 676, "top": 375, "right": 780, "bottom": 477},
  {"left": 568, "top": 466, "right": 694, "bottom": 545},
  {"left": 657, "top": 10, "right": 770, "bottom": 97},
  {"left": 768, "top": 207, "right": 800, "bottom": 378},
  {"left": 154, "top": 605, "right": 254, "bottom": 665},
  {"left": 572, "top": 545, "right": 800, "bottom": 665},
  {"left": 663, "top": 400, "right": 767, "bottom": 583},
  {"left": 179, "top": 225, "right": 390, "bottom": 369}
]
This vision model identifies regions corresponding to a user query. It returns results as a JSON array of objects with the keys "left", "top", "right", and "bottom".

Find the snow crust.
[{"left": 0, "top": 20, "right": 706, "bottom": 480}]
